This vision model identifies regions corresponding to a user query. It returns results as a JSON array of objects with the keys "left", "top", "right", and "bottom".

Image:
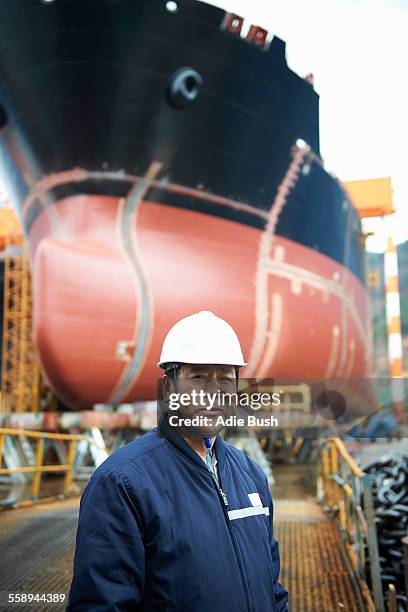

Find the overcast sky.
[
  {"left": 1, "top": 0, "right": 406, "bottom": 252},
  {"left": 200, "top": 0, "right": 408, "bottom": 251}
]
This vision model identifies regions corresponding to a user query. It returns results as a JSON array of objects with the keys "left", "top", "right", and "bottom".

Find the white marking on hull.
[
  {"left": 246, "top": 145, "right": 309, "bottom": 377},
  {"left": 344, "top": 338, "right": 356, "bottom": 379},
  {"left": 257, "top": 293, "right": 283, "bottom": 378},
  {"left": 109, "top": 162, "right": 161, "bottom": 403},
  {"left": 325, "top": 325, "right": 340, "bottom": 378}
]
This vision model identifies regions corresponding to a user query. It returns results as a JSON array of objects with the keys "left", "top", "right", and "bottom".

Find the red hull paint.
[{"left": 29, "top": 195, "right": 371, "bottom": 409}]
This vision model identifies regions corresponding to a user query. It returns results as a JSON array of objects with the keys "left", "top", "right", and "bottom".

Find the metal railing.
[
  {"left": 318, "top": 438, "right": 379, "bottom": 612},
  {"left": 0, "top": 427, "right": 109, "bottom": 507}
]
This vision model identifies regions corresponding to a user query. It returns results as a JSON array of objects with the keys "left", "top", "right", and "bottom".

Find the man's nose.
[{"left": 205, "top": 376, "right": 224, "bottom": 392}]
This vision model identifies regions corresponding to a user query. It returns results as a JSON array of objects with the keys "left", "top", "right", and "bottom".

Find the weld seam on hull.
[{"left": 109, "top": 164, "right": 161, "bottom": 403}]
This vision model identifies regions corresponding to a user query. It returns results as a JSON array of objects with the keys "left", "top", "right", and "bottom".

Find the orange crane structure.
[{"left": 344, "top": 177, "right": 405, "bottom": 423}]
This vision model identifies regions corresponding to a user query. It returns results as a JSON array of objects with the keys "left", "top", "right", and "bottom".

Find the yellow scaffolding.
[{"left": 1, "top": 220, "right": 41, "bottom": 412}]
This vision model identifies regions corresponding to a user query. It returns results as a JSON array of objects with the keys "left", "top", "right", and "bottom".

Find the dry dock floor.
[
  {"left": 274, "top": 499, "right": 361, "bottom": 611},
  {"left": 0, "top": 469, "right": 363, "bottom": 611}
]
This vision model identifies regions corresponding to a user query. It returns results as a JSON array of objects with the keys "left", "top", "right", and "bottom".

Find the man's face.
[{"left": 164, "top": 363, "right": 238, "bottom": 439}]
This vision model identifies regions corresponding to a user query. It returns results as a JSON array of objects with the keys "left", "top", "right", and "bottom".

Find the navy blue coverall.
[{"left": 67, "top": 413, "right": 289, "bottom": 611}]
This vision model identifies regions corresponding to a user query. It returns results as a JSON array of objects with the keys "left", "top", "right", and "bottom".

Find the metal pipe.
[
  {"left": 32, "top": 437, "right": 44, "bottom": 499},
  {"left": 63, "top": 440, "right": 78, "bottom": 495},
  {"left": 0, "top": 427, "right": 88, "bottom": 441},
  {"left": 332, "top": 438, "right": 364, "bottom": 477}
]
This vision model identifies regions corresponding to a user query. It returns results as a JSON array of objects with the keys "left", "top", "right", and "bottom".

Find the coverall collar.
[{"left": 158, "top": 411, "right": 227, "bottom": 474}]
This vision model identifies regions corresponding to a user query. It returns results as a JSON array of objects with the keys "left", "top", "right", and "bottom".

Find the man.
[{"left": 67, "top": 310, "right": 288, "bottom": 611}]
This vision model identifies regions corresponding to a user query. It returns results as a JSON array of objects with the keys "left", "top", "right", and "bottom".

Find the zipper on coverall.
[{"left": 207, "top": 470, "right": 253, "bottom": 612}]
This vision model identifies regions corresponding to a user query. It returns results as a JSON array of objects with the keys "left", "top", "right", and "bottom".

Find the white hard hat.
[{"left": 157, "top": 310, "right": 247, "bottom": 368}]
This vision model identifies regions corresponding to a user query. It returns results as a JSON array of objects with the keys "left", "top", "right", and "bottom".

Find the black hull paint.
[{"left": 0, "top": 0, "right": 365, "bottom": 282}]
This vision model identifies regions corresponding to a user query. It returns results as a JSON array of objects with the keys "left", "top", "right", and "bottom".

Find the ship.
[{"left": 0, "top": 0, "right": 371, "bottom": 410}]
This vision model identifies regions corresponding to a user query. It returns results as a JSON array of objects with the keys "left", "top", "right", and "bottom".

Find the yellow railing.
[
  {"left": 318, "top": 438, "right": 408, "bottom": 612},
  {"left": 0, "top": 428, "right": 107, "bottom": 506},
  {"left": 318, "top": 438, "right": 378, "bottom": 612},
  {"left": 319, "top": 437, "right": 363, "bottom": 507}
]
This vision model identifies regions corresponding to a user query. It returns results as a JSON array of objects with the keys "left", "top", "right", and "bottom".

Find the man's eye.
[
  {"left": 192, "top": 375, "right": 208, "bottom": 380},
  {"left": 219, "top": 377, "right": 234, "bottom": 384}
]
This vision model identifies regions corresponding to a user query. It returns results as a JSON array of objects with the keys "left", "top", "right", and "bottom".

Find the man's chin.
[
  {"left": 180, "top": 414, "right": 226, "bottom": 440},
  {"left": 186, "top": 426, "right": 224, "bottom": 440}
]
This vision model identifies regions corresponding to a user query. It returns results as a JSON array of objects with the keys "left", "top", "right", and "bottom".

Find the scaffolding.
[{"left": 0, "top": 213, "right": 41, "bottom": 413}]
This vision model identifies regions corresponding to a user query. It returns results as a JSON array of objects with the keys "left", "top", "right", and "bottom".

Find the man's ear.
[{"left": 162, "top": 374, "right": 171, "bottom": 402}]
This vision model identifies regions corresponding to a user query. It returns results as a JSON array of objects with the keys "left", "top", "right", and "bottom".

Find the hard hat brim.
[{"left": 157, "top": 359, "right": 247, "bottom": 369}]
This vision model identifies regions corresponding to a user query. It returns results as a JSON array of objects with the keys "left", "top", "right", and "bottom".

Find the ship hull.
[
  {"left": 29, "top": 191, "right": 369, "bottom": 409},
  {"left": 0, "top": 0, "right": 371, "bottom": 409}
]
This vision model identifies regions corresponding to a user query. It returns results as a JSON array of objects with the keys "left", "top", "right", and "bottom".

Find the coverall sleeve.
[
  {"left": 266, "top": 485, "right": 289, "bottom": 611},
  {"left": 66, "top": 467, "right": 145, "bottom": 611}
]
